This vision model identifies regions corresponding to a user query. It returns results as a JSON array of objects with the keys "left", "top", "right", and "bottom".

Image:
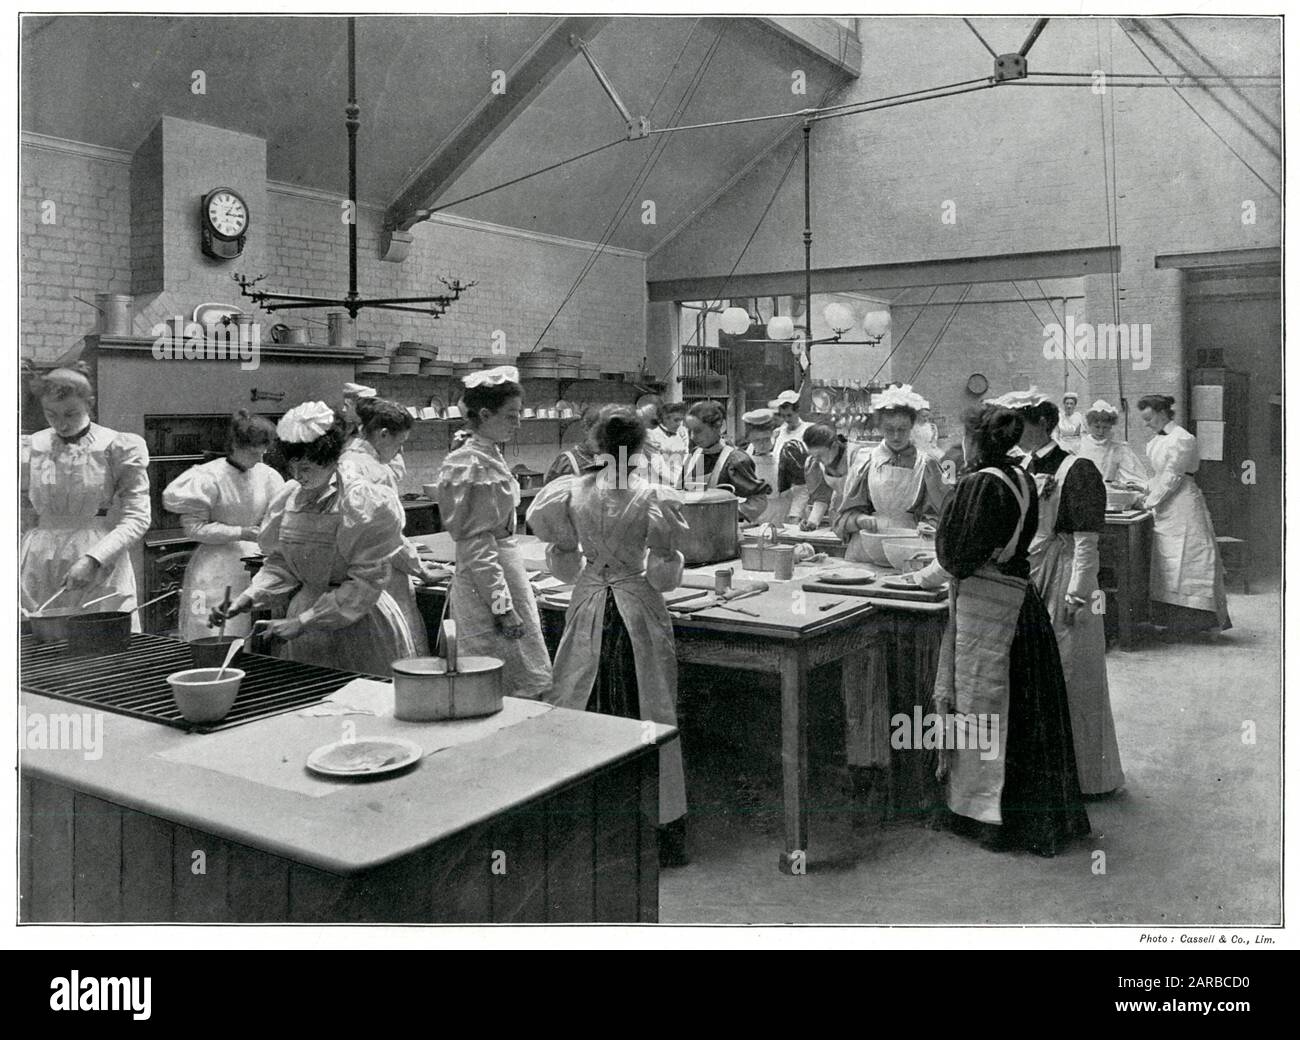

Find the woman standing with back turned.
[{"left": 527, "top": 405, "right": 691, "bottom": 866}]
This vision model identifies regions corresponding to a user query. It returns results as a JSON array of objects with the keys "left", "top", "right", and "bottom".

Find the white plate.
[{"left": 306, "top": 737, "right": 424, "bottom": 778}]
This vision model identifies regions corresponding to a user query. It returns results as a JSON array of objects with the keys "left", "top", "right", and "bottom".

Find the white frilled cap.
[
  {"left": 1087, "top": 398, "right": 1119, "bottom": 416},
  {"left": 741, "top": 407, "right": 776, "bottom": 428},
  {"left": 1062, "top": 390, "right": 1079, "bottom": 402},
  {"left": 874, "top": 383, "right": 929, "bottom": 412},
  {"left": 277, "top": 401, "right": 336, "bottom": 444},
  {"left": 462, "top": 364, "right": 519, "bottom": 389},
  {"left": 768, "top": 389, "right": 801, "bottom": 408},
  {"left": 985, "top": 386, "right": 1049, "bottom": 410},
  {"left": 342, "top": 382, "right": 377, "bottom": 398}
]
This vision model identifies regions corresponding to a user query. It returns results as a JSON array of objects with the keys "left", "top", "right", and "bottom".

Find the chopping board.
[{"left": 802, "top": 579, "right": 948, "bottom": 603}]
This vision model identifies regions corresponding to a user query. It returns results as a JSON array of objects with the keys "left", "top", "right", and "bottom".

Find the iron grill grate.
[{"left": 20, "top": 633, "right": 364, "bottom": 733}]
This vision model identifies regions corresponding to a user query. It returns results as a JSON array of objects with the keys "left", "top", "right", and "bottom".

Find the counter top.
[{"left": 21, "top": 688, "right": 674, "bottom": 877}]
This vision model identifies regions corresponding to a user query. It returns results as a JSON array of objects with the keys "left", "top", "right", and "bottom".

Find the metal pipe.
[{"left": 346, "top": 17, "right": 360, "bottom": 314}]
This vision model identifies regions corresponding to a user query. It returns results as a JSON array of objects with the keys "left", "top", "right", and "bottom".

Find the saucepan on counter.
[
  {"left": 23, "top": 589, "right": 180, "bottom": 654},
  {"left": 669, "top": 488, "right": 740, "bottom": 566},
  {"left": 392, "top": 620, "right": 504, "bottom": 721}
]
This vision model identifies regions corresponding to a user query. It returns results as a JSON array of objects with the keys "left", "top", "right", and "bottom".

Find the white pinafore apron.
[
  {"left": 934, "top": 466, "right": 1031, "bottom": 825},
  {"left": 449, "top": 477, "right": 553, "bottom": 700},
  {"left": 844, "top": 446, "right": 927, "bottom": 563},
  {"left": 274, "top": 507, "right": 418, "bottom": 677},
  {"left": 684, "top": 444, "right": 735, "bottom": 491},
  {"left": 749, "top": 450, "right": 791, "bottom": 525},
  {"left": 1026, "top": 457, "right": 1124, "bottom": 794}
]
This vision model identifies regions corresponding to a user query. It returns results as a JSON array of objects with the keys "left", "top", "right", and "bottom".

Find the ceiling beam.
[
  {"left": 647, "top": 246, "right": 1121, "bottom": 303},
  {"left": 384, "top": 15, "right": 610, "bottom": 235},
  {"left": 758, "top": 18, "right": 862, "bottom": 77}
]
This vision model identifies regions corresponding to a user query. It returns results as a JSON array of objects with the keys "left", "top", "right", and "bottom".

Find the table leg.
[{"left": 778, "top": 648, "right": 809, "bottom": 875}]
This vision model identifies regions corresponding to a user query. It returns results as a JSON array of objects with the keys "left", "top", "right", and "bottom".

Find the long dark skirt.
[
  {"left": 586, "top": 593, "right": 641, "bottom": 720},
  {"left": 997, "top": 583, "right": 1093, "bottom": 855}
]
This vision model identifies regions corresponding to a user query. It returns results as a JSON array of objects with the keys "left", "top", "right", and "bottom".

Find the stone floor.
[{"left": 659, "top": 582, "right": 1281, "bottom": 926}]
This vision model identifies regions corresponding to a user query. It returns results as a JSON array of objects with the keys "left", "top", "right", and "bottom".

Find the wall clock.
[
  {"left": 966, "top": 372, "right": 989, "bottom": 396},
  {"left": 200, "top": 187, "right": 249, "bottom": 260}
]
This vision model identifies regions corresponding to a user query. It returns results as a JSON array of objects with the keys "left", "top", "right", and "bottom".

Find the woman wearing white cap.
[
  {"left": 994, "top": 388, "right": 1124, "bottom": 796},
  {"left": 1056, "top": 392, "right": 1085, "bottom": 454},
  {"left": 1133, "top": 394, "right": 1231, "bottom": 637},
  {"left": 738, "top": 407, "right": 807, "bottom": 525},
  {"left": 770, "top": 390, "right": 812, "bottom": 519},
  {"left": 432, "top": 366, "right": 552, "bottom": 699},
  {"left": 1078, "top": 400, "right": 1149, "bottom": 487},
  {"left": 833, "top": 385, "right": 948, "bottom": 561},
  {"left": 342, "top": 382, "right": 407, "bottom": 485},
  {"left": 208, "top": 402, "right": 419, "bottom": 676}
]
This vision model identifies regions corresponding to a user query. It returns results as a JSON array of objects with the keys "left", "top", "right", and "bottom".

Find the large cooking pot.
[
  {"left": 24, "top": 606, "right": 80, "bottom": 644},
  {"left": 392, "top": 621, "right": 503, "bottom": 721},
  {"left": 671, "top": 488, "right": 740, "bottom": 566},
  {"left": 64, "top": 611, "right": 132, "bottom": 655}
]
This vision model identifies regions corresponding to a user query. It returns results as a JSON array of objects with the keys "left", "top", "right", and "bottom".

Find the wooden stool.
[{"left": 1216, "top": 536, "right": 1249, "bottom": 594}]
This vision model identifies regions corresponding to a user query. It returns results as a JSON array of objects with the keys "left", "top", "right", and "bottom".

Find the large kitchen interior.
[{"left": 15, "top": 11, "right": 1284, "bottom": 940}]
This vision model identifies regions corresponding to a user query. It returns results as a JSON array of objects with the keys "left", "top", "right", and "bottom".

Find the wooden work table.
[
  {"left": 20, "top": 678, "right": 672, "bottom": 923},
  {"left": 413, "top": 530, "right": 948, "bottom": 874}
]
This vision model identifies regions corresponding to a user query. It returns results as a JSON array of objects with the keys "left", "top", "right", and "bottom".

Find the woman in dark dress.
[{"left": 908, "top": 405, "right": 1091, "bottom": 856}]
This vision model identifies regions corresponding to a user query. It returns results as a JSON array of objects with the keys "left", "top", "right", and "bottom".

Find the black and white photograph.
[{"left": 10, "top": 3, "right": 1290, "bottom": 947}]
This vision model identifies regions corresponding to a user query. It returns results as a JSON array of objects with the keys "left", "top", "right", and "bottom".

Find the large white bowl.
[
  {"left": 854, "top": 528, "right": 917, "bottom": 566},
  {"left": 882, "top": 537, "right": 936, "bottom": 572},
  {"left": 167, "top": 667, "right": 244, "bottom": 723},
  {"left": 1106, "top": 487, "right": 1141, "bottom": 511}
]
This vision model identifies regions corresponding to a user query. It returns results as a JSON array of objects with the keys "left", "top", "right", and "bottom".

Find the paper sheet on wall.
[
  {"left": 1191, "top": 384, "right": 1224, "bottom": 421},
  {"left": 1197, "top": 420, "right": 1225, "bottom": 461}
]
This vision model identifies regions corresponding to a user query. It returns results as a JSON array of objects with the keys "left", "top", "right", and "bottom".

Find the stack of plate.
[
  {"left": 400, "top": 341, "right": 437, "bottom": 361},
  {"left": 420, "top": 359, "right": 455, "bottom": 378}
]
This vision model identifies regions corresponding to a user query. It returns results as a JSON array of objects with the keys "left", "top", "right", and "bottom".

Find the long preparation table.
[{"left": 413, "top": 529, "right": 948, "bottom": 874}]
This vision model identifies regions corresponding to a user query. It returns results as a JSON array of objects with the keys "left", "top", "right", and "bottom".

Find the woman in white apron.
[
  {"left": 800, "top": 424, "right": 869, "bottom": 529},
  {"left": 528, "top": 405, "right": 691, "bottom": 866},
  {"left": 1078, "top": 400, "right": 1149, "bottom": 486},
  {"left": 1002, "top": 392, "right": 1124, "bottom": 795},
  {"left": 433, "top": 367, "right": 552, "bottom": 699},
  {"left": 1134, "top": 394, "right": 1231, "bottom": 635},
  {"left": 21, "top": 365, "right": 150, "bottom": 625},
  {"left": 338, "top": 397, "right": 432, "bottom": 658},
  {"left": 737, "top": 407, "right": 809, "bottom": 526},
  {"left": 831, "top": 387, "right": 947, "bottom": 562},
  {"left": 909, "top": 404, "right": 1091, "bottom": 856},
  {"left": 209, "top": 402, "right": 418, "bottom": 677},
  {"left": 681, "top": 400, "right": 771, "bottom": 521},
  {"left": 1055, "top": 392, "right": 1085, "bottom": 454},
  {"left": 163, "top": 410, "right": 284, "bottom": 641}
]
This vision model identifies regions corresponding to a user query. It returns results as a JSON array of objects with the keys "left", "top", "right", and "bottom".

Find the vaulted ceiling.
[{"left": 20, "top": 14, "right": 854, "bottom": 252}]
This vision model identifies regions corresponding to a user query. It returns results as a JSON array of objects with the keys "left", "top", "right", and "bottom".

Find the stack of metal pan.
[{"left": 356, "top": 341, "right": 389, "bottom": 378}]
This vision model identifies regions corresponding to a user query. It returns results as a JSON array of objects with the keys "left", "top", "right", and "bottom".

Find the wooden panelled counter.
[{"left": 19, "top": 678, "right": 672, "bottom": 924}]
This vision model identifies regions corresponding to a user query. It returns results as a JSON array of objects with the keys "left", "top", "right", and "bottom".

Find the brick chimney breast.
[{"left": 129, "top": 116, "right": 268, "bottom": 329}]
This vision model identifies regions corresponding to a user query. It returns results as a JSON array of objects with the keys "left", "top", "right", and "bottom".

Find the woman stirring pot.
[
  {"left": 208, "top": 402, "right": 419, "bottom": 675},
  {"left": 432, "top": 366, "right": 552, "bottom": 700},
  {"left": 21, "top": 364, "right": 151, "bottom": 624},
  {"left": 163, "top": 410, "right": 284, "bottom": 642}
]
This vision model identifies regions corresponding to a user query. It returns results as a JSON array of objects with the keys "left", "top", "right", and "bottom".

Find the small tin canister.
[
  {"left": 714, "top": 569, "right": 733, "bottom": 596},
  {"left": 772, "top": 546, "right": 795, "bottom": 581}
]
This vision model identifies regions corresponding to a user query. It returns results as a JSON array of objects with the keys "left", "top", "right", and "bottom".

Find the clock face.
[{"left": 206, "top": 190, "right": 247, "bottom": 238}]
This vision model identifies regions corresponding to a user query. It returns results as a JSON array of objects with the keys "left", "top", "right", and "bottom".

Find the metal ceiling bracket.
[
  {"left": 571, "top": 33, "right": 646, "bottom": 139},
  {"left": 994, "top": 53, "right": 1028, "bottom": 81}
]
